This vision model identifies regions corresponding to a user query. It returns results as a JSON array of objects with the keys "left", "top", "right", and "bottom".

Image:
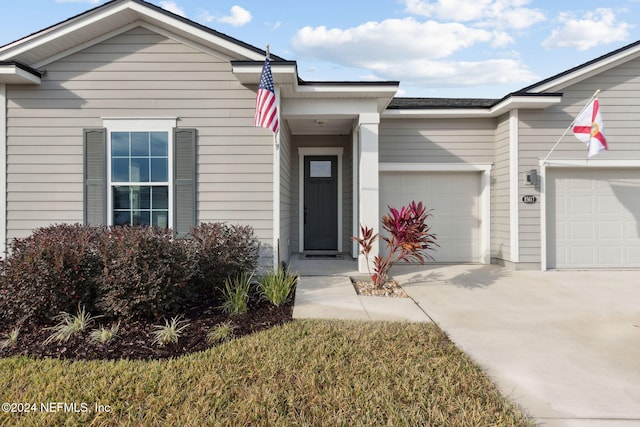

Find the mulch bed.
[
  {"left": 351, "top": 278, "right": 409, "bottom": 298},
  {"left": 0, "top": 298, "right": 293, "bottom": 361}
]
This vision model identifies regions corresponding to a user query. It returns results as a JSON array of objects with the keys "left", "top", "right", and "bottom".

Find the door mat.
[{"left": 301, "top": 254, "right": 344, "bottom": 260}]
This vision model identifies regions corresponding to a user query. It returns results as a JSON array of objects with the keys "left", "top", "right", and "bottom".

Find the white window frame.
[{"left": 103, "top": 118, "right": 177, "bottom": 227}]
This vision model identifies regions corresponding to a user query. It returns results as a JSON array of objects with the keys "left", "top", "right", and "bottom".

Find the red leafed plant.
[{"left": 353, "top": 201, "right": 438, "bottom": 288}]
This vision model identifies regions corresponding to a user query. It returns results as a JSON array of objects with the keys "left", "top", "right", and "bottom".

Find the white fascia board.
[
  {"left": 489, "top": 95, "right": 562, "bottom": 115},
  {"left": 232, "top": 63, "right": 298, "bottom": 85},
  {"left": 2, "top": 1, "right": 266, "bottom": 64},
  {"left": 0, "top": 2, "right": 132, "bottom": 61},
  {"left": 127, "top": 2, "right": 265, "bottom": 60},
  {"left": 296, "top": 84, "right": 398, "bottom": 95},
  {"left": 529, "top": 45, "right": 640, "bottom": 93},
  {"left": 0, "top": 65, "right": 41, "bottom": 84},
  {"left": 283, "top": 98, "right": 377, "bottom": 118},
  {"left": 383, "top": 108, "right": 493, "bottom": 119},
  {"left": 383, "top": 95, "right": 562, "bottom": 119}
]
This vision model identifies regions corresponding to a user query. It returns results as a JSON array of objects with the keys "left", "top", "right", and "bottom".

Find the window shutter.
[
  {"left": 173, "top": 128, "right": 197, "bottom": 237},
  {"left": 83, "top": 128, "right": 107, "bottom": 225}
]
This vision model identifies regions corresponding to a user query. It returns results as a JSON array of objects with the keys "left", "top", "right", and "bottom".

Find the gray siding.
[
  {"left": 379, "top": 118, "right": 496, "bottom": 164},
  {"left": 492, "top": 113, "right": 511, "bottom": 263},
  {"left": 518, "top": 56, "right": 640, "bottom": 266},
  {"left": 6, "top": 27, "right": 274, "bottom": 250}
]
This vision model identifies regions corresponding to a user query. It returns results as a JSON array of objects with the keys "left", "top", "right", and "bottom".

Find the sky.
[{"left": 1, "top": 0, "right": 640, "bottom": 98}]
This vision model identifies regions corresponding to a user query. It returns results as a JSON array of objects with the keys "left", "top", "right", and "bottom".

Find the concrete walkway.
[
  {"left": 291, "top": 257, "right": 431, "bottom": 322},
  {"left": 291, "top": 259, "right": 640, "bottom": 427}
]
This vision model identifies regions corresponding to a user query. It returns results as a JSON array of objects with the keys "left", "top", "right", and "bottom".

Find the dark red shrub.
[
  {"left": 188, "top": 222, "right": 260, "bottom": 298},
  {"left": 0, "top": 224, "right": 104, "bottom": 322},
  {"left": 96, "top": 226, "right": 193, "bottom": 320}
]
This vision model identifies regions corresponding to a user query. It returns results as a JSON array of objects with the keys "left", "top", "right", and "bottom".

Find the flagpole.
[{"left": 541, "top": 89, "right": 600, "bottom": 164}]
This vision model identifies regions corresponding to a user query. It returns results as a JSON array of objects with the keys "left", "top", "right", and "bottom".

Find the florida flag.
[
  {"left": 572, "top": 98, "right": 607, "bottom": 157},
  {"left": 253, "top": 58, "right": 279, "bottom": 134}
]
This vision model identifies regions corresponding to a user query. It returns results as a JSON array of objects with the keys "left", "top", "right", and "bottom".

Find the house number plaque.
[{"left": 522, "top": 195, "right": 537, "bottom": 204}]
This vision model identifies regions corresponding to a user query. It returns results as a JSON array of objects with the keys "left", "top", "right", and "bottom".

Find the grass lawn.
[{"left": 0, "top": 320, "right": 533, "bottom": 426}]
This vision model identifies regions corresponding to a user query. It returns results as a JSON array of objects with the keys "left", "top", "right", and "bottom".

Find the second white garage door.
[
  {"left": 379, "top": 171, "right": 482, "bottom": 263},
  {"left": 546, "top": 168, "right": 640, "bottom": 269}
]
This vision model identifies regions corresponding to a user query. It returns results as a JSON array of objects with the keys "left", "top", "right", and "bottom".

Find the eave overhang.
[
  {"left": 383, "top": 93, "right": 563, "bottom": 119},
  {"left": 231, "top": 60, "right": 399, "bottom": 113},
  {"left": 0, "top": 62, "right": 42, "bottom": 84}
]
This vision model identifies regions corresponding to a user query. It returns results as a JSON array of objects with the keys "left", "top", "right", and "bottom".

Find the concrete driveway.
[{"left": 391, "top": 264, "right": 640, "bottom": 427}]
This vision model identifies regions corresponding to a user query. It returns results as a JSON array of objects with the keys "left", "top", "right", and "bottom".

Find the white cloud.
[
  {"left": 55, "top": 0, "right": 102, "bottom": 3},
  {"left": 159, "top": 1, "right": 186, "bottom": 17},
  {"left": 402, "top": 0, "right": 545, "bottom": 30},
  {"left": 542, "top": 8, "right": 633, "bottom": 51},
  {"left": 218, "top": 6, "right": 252, "bottom": 27},
  {"left": 365, "top": 58, "right": 538, "bottom": 87},
  {"left": 198, "top": 5, "right": 252, "bottom": 27},
  {"left": 292, "top": 17, "right": 505, "bottom": 63},
  {"left": 292, "top": 16, "right": 537, "bottom": 88}
]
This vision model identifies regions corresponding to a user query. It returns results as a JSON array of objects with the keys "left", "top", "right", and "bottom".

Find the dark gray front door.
[{"left": 304, "top": 156, "right": 338, "bottom": 251}]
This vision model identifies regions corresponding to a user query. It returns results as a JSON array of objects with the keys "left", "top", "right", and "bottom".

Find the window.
[
  {"left": 84, "top": 121, "right": 196, "bottom": 236},
  {"left": 110, "top": 131, "right": 170, "bottom": 227}
]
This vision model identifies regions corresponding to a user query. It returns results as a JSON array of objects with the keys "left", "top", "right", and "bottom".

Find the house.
[{"left": 0, "top": 0, "right": 638, "bottom": 272}]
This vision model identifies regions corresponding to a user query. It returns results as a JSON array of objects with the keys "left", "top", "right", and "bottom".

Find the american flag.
[{"left": 253, "top": 58, "right": 279, "bottom": 133}]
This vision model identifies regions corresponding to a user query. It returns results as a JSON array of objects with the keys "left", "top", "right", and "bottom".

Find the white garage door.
[
  {"left": 380, "top": 171, "right": 482, "bottom": 263},
  {"left": 547, "top": 168, "right": 640, "bottom": 269}
]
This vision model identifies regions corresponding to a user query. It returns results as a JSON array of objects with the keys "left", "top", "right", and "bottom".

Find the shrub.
[
  {"left": 207, "top": 321, "right": 236, "bottom": 344},
  {"left": 353, "top": 201, "right": 438, "bottom": 288},
  {"left": 97, "top": 226, "right": 194, "bottom": 320},
  {"left": 0, "top": 327, "right": 20, "bottom": 350},
  {"left": 44, "top": 305, "right": 99, "bottom": 345},
  {"left": 151, "top": 315, "right": 190, "bottom": 346},
  {"left": 90, "top": 322, "right": 120, "bottom": 345},
  {"left": 0, "top": 224, "right": 104, "bottom": 322},
  {"left": 258, "top": 269, "right": 297, "bottom": 307},
  {"left": 220, "top": 273, "right": 253, "bottom": 316},
  {"left": 188, "top": 223, "right": 260, "bottom": 297}
]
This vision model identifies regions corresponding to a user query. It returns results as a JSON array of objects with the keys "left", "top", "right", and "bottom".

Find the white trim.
[
  {"left": 0, "top": 84, "right": 6, "bottom": 256},
  {"left": 298, "top": 147, "right": 344, "bottom": 253},
  {"left": 127, "top": 1, "right": 264, "bottom": 60},
  {"left": 379, "top": 163, "right": 492, "bottom": 172},
  {"left": 33, "top": 20, "right": 237, "bottom": 69},
  {"left": 103, "top": 118, "right": 177, "bottom": 228},
  {"left": 352, "top": 129, "right": 360, "bottom": 258},
  {"left": 0, "top": 65, "right": 41, "bottom": 85},
  {"left": 540, "top": 163, "right": 547, "bottom": 271},
  {"left": 2, "top": 1, "right": 264, "bottom": 64},
  {"left": 272, "top": 87, "right": 281, "bottom": 269},
  {"left": 0, "top": 2, "right": 133, "bottom": 61},
  {"left": 539, "top": 159, "right": 640, "bottom": 271},
  {"left": 32, "top": 22, "right": 139, "bottom": 69},
  {"left": 382, "top": 95, "right": 562, "bottom": 119},
  {"left": 540, "top": 159, "right": 640, "bottom": 168},
  {"left": 509, "top": 109, "right": 520, "bottom": 263},
  {"left": 379, "top": 162, "right": 492, "bottom": 265},
  {"left": 102, "top": 118, "right": 178, "bottom": 130},
  {"left": 530, "top": 45, "right": 640, "bottom": 93}
]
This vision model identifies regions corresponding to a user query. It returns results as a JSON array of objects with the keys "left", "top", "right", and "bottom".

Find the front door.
[{"left": 304, "top": 156, "right": 338, "bottom": 251}]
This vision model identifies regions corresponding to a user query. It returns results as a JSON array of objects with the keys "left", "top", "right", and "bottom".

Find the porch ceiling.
[{"left": 287, "top": 117, "right": 355, "bottom": 135}]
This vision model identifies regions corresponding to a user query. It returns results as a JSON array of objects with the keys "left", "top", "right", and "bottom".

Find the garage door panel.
[
  {"left": 547, "top": 168, "right": 640, "bottom": 269},
  {"left": 380, "top": 171, "right": 481, "bottom": 263}
]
